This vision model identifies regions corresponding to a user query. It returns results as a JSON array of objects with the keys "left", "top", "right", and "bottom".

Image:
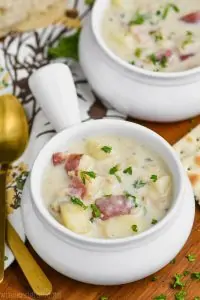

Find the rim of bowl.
[
  {"left": 91, "top": 0, "right": 200, "bottom": 80},
  {"left": 30, "top": 119, "right": 184, "bottom": 247}
]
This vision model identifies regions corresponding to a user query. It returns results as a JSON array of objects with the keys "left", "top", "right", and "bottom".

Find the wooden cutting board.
[{"left": 1, "top": 115, "right": 200, "bottom": 300}]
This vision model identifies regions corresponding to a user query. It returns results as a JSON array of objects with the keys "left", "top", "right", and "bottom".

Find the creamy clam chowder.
[
  {"left": 102, "top": 0, "right": 200, "bottom": 72},
  {"left": 42, "top": 136, "right": 172, "bottom": 239}
]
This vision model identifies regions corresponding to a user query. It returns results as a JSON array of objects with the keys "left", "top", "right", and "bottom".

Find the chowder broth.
[
  {"left": 102, "top": 0, "right": 200, "bottom": 72},
  {"left": 42, "top": 136, "right": 172, "bottom": 239}
]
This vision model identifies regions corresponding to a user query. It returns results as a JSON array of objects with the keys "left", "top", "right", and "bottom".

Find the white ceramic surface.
[
  {"left": 79, "top": 0, "right": 200, "bottom": 122},
  {"left": 26, "top": 63, "right": 195, "bottom": 285}
]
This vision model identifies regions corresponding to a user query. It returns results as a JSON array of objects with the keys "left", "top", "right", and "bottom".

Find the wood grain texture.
[{"left": 2, "top": 115, "right": 200, "bottom": 300}]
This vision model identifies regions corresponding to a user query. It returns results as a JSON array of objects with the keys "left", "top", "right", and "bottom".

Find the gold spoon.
[{"left": 0, "top": 94, "right": 52, "bottom": 296}]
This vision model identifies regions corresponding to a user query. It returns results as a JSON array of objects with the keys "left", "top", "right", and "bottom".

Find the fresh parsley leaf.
[
  {"left": 175, "top": 290, "right": 186, "bottom": 300},
  {"left": 153, "top": 294, "right": 166, "bottom": 300},
  {"left": 151, "top": 219, "right": 158, "bottom": 225},
  {"left": 182, "top": 31, "right": 193, "bottom": 48},
  {"left": 186, "top": 253, "right": 196, "bottom": 262},
  {"left": 156, "top": 10, "right": 161, "bottom": 16},
  {"left": 123, "top": 166, "right": 132, "bottom": 175},
  {"left": 170, "top": 258, "right": 176, "bottom": 264},
  {"left": 109, "top": 165, "right": 121, "bottom": 182},
  {"left": 172, "top": 274, "right": 185, "bottom": 289},
  {"left": 133, "top": 179, "right": 146, "bottom": 189},
  {"left": 101, "top": 146, "right": 112, "bottom": 153},
  {"left": 134, "top": 48, "right": 142, "bottom": 58},
  {"left": 160, "top": 55, "right": 168, "bottom": 68},
  {"left": 80, "top": 170, "right": 96, "bottom": 184},
  {"left": 191, "top": 272, "right": 200, "bottom": 280},
  {"left": 150, "top": 31, "right": 163, "bottom": 42},
  {"left": 91, "top": 204, "right": 101, "bottom": 218},
  {"left": 129, "top": 60, "right": 135, "bottom": 65},
  {"left": 109, "top": 165, "right": 119, "bottom": 175},
  {"left": 183, "top": 270, "right": 190, "bottom": 276},
  {"left": 148, "top": 53, "right": 159, "bottom": 65},
  {"left": 71, "top": 197, "right": 88, "bottom": 210},
  {"left": 124, "top": 192, "right": 138, "bottom": 207},
  {"left": 100, "top": 297, "right": 108, "bottom": 300},
  {"left": 129, "top": 11, "right": 148, "bottom": 25},
  {"left": 151, "top": 275, "right": 158, "bottom": 281},
  {"left": 85, "top": 0, "right": 95, "bottom": 6},
  {"left": 162, "top": 3, "right": 180, "bottom": 20},
  {"left": 48, "top": 30, "right": 80, "bottom": 60},
  {"left": 150, "top": 174, "right": 158, "bottom": 182},
  {"left": 131, "top": 224, "right": 138, "bottom": 232}
]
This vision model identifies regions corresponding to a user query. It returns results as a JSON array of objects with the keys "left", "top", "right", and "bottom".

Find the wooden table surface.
[{"left": 1, "top": 115, "right": 200, "bottom": 300}]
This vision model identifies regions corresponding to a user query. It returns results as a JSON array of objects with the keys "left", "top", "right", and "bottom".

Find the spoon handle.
[
  {"left": 0, "top": 164, "right": 7, "bottom": 282},
  {"left": 6, "top": 221, "right": 52, "bottom": 296}
]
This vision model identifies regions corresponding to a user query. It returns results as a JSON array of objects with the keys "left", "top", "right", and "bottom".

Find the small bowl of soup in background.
[
  {"left": 24, "top": 63, "right": 196, "bottom": 285},
  {"left": 79, "top": 0, "right": 200, "bottom": 122}
]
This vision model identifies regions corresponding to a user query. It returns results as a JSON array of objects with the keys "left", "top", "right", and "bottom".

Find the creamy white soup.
[
  {"left": 102, "top": 0, "right": 200, "bottom": 72},
  {"left": 42, "top": 136, "right": 172, "bottom": 239}
]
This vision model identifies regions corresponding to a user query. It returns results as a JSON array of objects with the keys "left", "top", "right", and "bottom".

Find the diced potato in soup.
[
  {"left": 102, "top": 0, "right": 200, "bottom": 72},
  {"left": 42, "top": 136, "right": 173, "bottom": 239}
]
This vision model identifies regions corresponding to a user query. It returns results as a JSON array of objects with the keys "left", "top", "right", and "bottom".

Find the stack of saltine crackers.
[{"left": 174, "top": 124, "right": 200, "bottom": 204}]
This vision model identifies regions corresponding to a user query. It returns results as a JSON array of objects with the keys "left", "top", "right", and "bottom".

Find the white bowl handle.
[{"left": 28, "top": 63, "right": 81, "bottom": 132}]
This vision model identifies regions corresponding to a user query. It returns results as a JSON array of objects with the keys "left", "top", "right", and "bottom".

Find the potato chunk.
[
  {"left": 60, "top": 203, "right": 91, "bottom": 234},
  {"left": 101, "top": 215, "right": 143, "bottom": 238}
]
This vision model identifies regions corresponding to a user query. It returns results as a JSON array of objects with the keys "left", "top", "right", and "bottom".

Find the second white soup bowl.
[{"left": 79, "top": 0, "right": 200, "bottom": 122}]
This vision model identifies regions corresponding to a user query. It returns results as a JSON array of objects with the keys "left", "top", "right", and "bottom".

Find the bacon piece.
[
  {"left": 95, "top": 195, "right": 133, "bottom": 220},
  {"left": 181, "top": 11, "right": 200, "bottom": 23},
  {"left": 65, "top": 154, "right": 82, "bottom": 173},
  {"left": 68, "top": 176, "right": 86, "bottom": 198},
  {"left": 180, "top": 54, "right": 194, "bottom": 61},
  {"left": 52, "top": 152, "right": 67, "bottom": 166}
]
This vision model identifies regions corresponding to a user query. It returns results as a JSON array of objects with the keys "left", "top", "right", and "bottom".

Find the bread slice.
[{"left": 173, "top": 125, "right": 200, "bottom": 204}]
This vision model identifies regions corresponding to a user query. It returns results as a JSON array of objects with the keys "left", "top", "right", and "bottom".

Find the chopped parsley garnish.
[
  {"left": 123, "top": 166, "right": 132, "bottom": 175},
  {"left": 124, "top": 192, "right": 138, "bottom": 207},
  {"left": 150, "top": 174, "right": 158, "bottom": 182},
  {"left": 170, "top": 258, "right": 176, "bottom": 264},
  {"left": 172, "top": 274, "right": 185, "bottom": 289},
  {"left": 182, "top": 31, "right": 193, "bottom": 49},
  {"left": 100, "top": 297, "right": 108, "bottom": 300},
  {"left": 151, "top": 275, "right": 158, "bottom": 281},
  {"left": 150, "top": 31, "right": 163, "bottom": 42},
  {"left": 80, "top": 170, "right": 96, "bottom": 184},
  {"left": 183, "top": 270, "right": 190, "bottom": 276},
  {"left": 151, "top": 219, "right": 158, "bottom": 225},
  {"left": 4, "top": 256, "right": 8, "bottom": 261},
  {"left": 129, "top": 11, "right": 149, "bottom": 25},
  {"left": 101, "top": 146, "right": 112, "bottom": 153},
  {"left": 131, "top": 224, "right": 138, "bottom": 232},
  {"left": 109, "top": 165, "right": 121, "bottom": 182},
  {"left": 153, "top": 294, "right": 166, "bottom": 300},
  {"left": 91, "top": 204, "right": 101, "bottom": 218},
  {"left": 156, "top": 10, "right": 161, "bottom": 16},
  {"left": 129, "top": 60, "right": 135, "bottom": 65},
  {"left": 162, "top": 3, "right": 180, "bottom": 20},
  {"left": 160, "top": 55, "right": 168, "bottom": 68},
  {"left": 191, "top": 272, "right": 200, "bottom": 280},
  {"left": 148, "top": 53, "right": 158, "bottom": 65},
  {"left": 186, "top": 253, "right": 196, "bottom": 262},
  {"left": 194, "top": 297, "right": 200, "bottom": 300},
  {"left": 175, "top": 290, "right": 186, "bottom": 300},
  {"left": 70, "top": 197, "right": 88, "bottom": 210},
  {"left": 133, "top": 179, "right": 146, "bottom": 189},
  {"left": 148, "top": 53, "right": 168, "bottom": 68},
  {"left": 134, "top": 48, "right": 142, "bottom": 58}
]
